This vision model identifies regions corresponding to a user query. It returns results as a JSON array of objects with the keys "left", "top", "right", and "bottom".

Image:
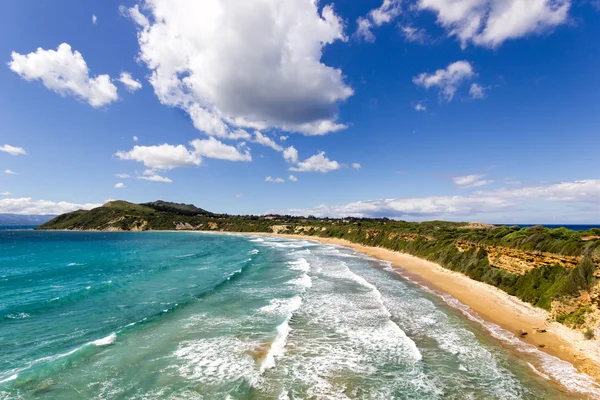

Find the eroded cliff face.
[
  {"left": 551, "top": 282, "right": 600, "bottom": 339},
  {"left": 456, "top": 240, "right": 583, "bottom": 274}
]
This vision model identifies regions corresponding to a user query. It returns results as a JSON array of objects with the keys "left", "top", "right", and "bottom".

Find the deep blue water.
[
  {"left": 513, "top": 224, "right": 600, "bottom": 231},
  {"left": 0, "top": 231, "right": 598, "bottom": 399}
]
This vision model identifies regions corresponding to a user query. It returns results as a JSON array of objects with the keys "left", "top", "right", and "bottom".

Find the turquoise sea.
[{"left": 1, "top": 231, "right": 599, "bottom": 399}]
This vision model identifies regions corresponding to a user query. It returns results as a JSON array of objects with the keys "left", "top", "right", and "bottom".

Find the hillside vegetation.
[{"left": 39, "top": 200, "right": 600, "bottom": 336}]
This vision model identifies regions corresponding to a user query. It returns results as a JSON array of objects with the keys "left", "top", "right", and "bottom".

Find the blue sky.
[{"left": 1, "top": 0, "right": 599, "bottom": 223}]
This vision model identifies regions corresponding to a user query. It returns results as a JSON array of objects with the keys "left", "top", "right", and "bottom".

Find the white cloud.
[
  {"left": 453, "top": 174, "right": 494, "bottom": 188},
  {"left": 280, "top": 136, "right": 289, "bottom": 142},
  {"left": 283, "top": 146, "right": 299, "bottom": 164},
  {"left": 399, "top": 25, "right": 429, "bottom": 43},
  {"left": 115, "top": 173, "right": 130, "bottom": 178},
  {"left": 418, "top": 0, "right": 571, "bottom": 48},
  {"left": 116, "top": 143, "right": 202, "bottom": 170},
  {"left": 138, "top": 174, "right": 172, "bottom": 183},
  {"left": 356, "top": 17, "right": 376, "bottom": 43},
  {"left": 0, "top": 144, "right": 27, "bottom": 156},
  {"left": 190, "top": 137, "right": 252, "bottom": 162},
  {"left": 120, "top": 4, "right": 150, "bottom": 27},
  {"left": 118, "top": 72, "right": 142, "bottom": 92},
  {"left": 116, "top": 138, "right": 252, "bottom": 170},
  {"left": 352, "top": 163, "right": 362, "bottom": 170},
  {"left": 92, "top": 14, "right": 98, "bottom": 25},
  {"left": 469, "top": 83, "right": 485, "bottom": 99},
  {"left": 290, "top": 151, "right": 340, "bottom": 173},
  {"left": 0, "top": 197, "right": 101, "bottom": 215},
  {"left": 356, "top": 0, "right": 570, "bottom": 48},
  {"left": 133, "top": 136, "right": 139, "bottom": 142},
  {"left": 266, "top": 176, "right": 285, "bottom": 183},
  {"left": 114, "top": 182, "right": 125, "bottom": 189},
  {"left": 356, "top": 0, "right": 402, "bottom": 42},
  {"left": 8, "top": 43, "right": 118, "bottom": 108},
  {"left": 123, "top": 0, "right": 353, "bottom": 136},
  {"left": 1, "top": 192, "right": 11, "bottom": 197},
  {"left": 413, "top": 61, "right": 476, "bottom": 101},
  {"left": 5, "top": 170, "right": 17, "bottom": 175},
  {"left": 414, "top": 102, "right": 427, "bottom": 111},
  {"left": 253, "top": 132, "right": 283, "bottom": 152},
  {"left": 278, "top": 179, "right": 600, "bottom": 219},
  {"left": 289, "top": 175, "right": 298, "bottom": 182}
]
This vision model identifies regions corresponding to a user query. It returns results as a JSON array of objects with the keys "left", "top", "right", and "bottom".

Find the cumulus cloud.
[
  {"left": 289, "top": 175, "right": 298, "bottom": 182},
  {"left": 116, "top": 143, "right": 202, "bottom": 170},
  {"left": 123, "top": 0, "right": 353, "bottom": 136},
  {"left": 253, "top": 132, "right": 283, "bottom": 152},
  {"left": 278, "top": 179, "right": 600, "bottom": 219},
  {"left": 418, "top": 0, "right": 571, "bottom": 48},
  {"left": 133, "top": 136, "right": 139, "bottom": 142},
  {"left": 413, "top": 61, "right": 476, "bottom": 101},
  {"left": 190, "top": 137, "right": 252, "bottom": 162},
  {"left": 469, "top": 83, "right": 486, "bottom": 99},
  {"left": 116, "top": 173, "right": 130, "bottom": 178},
  {"left": 356, "top": 0, "right": 571, "bottom": 47},
  {"left": 266, "top": 176, "right": 285, "bottom": 183},
  {"left": 290, "top": 151, "right": 340, "bottom": 173},
  {"left": 0, "top": 197, "right": 101, "bottom": 215},
  {"left": 352, "top": 163, "right": 362, "bottom": 170},
  {"left": 453, "top": 174, "right": 494, "bottom": 189},
  {"left": 5, "top": 170, "right": 17, "bottom": 175},
  {"left": 0, "top": 144, "right": 27, "bottom": 156},
  {"left": 1, "top": 192, "right": 12, "bottom": 196},
  {"left": 92, "top": 14, "right": 98, "bottom": 25},
  {"left": 114, "top": 182, "right": 125, "bottom": 189},
  {"left": 116, "top": 138, "right": 253, "bottom": 170},
  {"left": 8, "top": 43, "right": 118, "bottom": 107},
  {"left": 356, "top": 0, "right": 402, "bottom": 42},
  {"left": 283, "top": 146, "right": 299, "bottom": 164},
  {"left": 118, "top": 72, "right": 142, "bottom": 92}
]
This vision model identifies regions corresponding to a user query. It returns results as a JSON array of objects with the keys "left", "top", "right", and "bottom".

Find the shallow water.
[{"left": 0, "top": 231, "right": 598, "bottom": 399}]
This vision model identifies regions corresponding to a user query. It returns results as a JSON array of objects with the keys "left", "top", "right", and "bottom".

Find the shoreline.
[
  {"left": 34, "top": 229, "right": 600, "bottom": 392},
  {"left": 243, "top": 232, "right": 600, "bottom": 388}
]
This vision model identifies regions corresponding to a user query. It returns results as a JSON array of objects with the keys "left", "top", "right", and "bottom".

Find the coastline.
[
  {"left": 242, "top": 232, "right": 600, "bottom": 387},
  {"left": 35, "top": 228, "right": 600, "bottom": 392}
]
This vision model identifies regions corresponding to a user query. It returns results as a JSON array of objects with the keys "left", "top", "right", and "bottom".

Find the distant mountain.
[{"left": 0, "top": 214, "right": 56, "bottom": 226}]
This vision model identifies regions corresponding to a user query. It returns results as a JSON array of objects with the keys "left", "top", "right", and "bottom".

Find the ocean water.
[
  {"left": 514, "top": 225, "right": 600, "bottom": 231},
  {"left": 1, "top": 231, "right": 599, "bottom": 399}
]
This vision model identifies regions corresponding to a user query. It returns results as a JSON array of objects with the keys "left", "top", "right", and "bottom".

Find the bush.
[{"left": 561, "top": 257, "right": 596, "bottom": 296}]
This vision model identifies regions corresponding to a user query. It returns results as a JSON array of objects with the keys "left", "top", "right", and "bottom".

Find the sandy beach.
[{"left": 242, "top": 232, "right": 600, "bottom": 386}]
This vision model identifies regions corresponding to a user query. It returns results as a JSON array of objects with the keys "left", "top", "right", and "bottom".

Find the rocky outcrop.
[
  {"left": 174, "top": 222, "right": 204, "bottom": 230},
  {"left": 460, "top": 222, "right": 496, "bottom": 230},
  {"left": 456, "top": 240, "right": 582, "bottom": 274},
  {"left": 270, "top": 225, "right": 289, "bottom": 234}
]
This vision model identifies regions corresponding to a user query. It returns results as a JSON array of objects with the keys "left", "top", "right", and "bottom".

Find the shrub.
[{"left": 561, "top": 257, "right": 596, "bottom": 296}]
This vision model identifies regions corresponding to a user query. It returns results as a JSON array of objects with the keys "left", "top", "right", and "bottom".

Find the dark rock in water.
[
  {"left": 517, "top": 330, "right": 528, "bottom": 337},
  {"left": 536, "top": 328, "right": 547, "bottom": 333},
  {"left": 538, "top": 344, "right": 546, "bottom": 348}
]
